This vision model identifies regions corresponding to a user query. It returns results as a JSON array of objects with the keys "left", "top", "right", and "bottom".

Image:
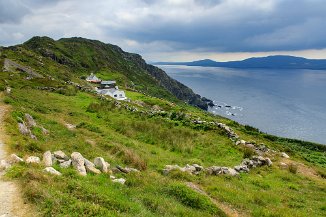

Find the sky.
[{"left": 1, "top": 0, "right": 326, "bottom": 62}]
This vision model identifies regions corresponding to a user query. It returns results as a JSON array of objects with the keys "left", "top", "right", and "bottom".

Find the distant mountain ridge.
[{"left": 156, "top": 55, "right": 326, "bottom": 70}]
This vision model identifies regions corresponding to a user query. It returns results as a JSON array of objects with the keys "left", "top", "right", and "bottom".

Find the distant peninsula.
[{"left": 155, "top": 55, "right": 326, "bottom": 70}]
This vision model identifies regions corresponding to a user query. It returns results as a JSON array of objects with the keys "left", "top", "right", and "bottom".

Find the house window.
[
  {"left": 119, "top": 94, "right": 122, "bottom": 97},
  {"left": 114, "top": 94, "right": 117, "bottom": 97}
]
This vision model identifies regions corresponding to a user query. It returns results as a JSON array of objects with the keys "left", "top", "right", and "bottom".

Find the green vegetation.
[{"left": 0, "top": 37, "right": 325, "bottom": 216}]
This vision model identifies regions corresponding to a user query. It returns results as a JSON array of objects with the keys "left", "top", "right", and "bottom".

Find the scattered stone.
[
  {"left": 41, "top": 127, "right": 49, "bottom": 135},
  {"left": 65, "top": 123, "right": 76, "bottom": 130},
  {"left": 26, "top": 156, "right": 40, "bottom": 164},
  {"left": 84, "top": 158, "right": 101, "bottom": 174},
  {"left": 192, "top": 164, "right": 204, "bottom": 172},
  {"left": 24, "top": 113, "right": 37, "bottom": 127},
  {"left": 112, "top": 178, "right": 126, "bottom": 185},
  {"left": 240, "top": 140, "right": 246, "bottom": 145},
  {"left": 116, "top": 165, "right": 130, "bottom": 174},
  {"left": 234, "top": 165, "right": 249, "bottom": 173},
  {"left": 265, "top": 158, "right": 273, "bottom": 166},
  {"left": 235, "top": 140, "right": 241, "bottom": 146},
  {"left": 0, "top": 160, "right": 10, "bottom": 171},
  {"left": 18, "top": 123, "right": 30, "bottom": 135},
  {"left": 110, "top": 175, "right": 116, "bottom": 179},
  {"left": 59, "top": 160, "right": 72, "bottom": 168},
  {"left": 71, "top": 152, "right": 87, "bottom": 176},
  {"left": 162, "top": 165, "right": 182, "bottom": 175},
  {"left": 227, "top": 168, "right": 239, "bottom": 176},
  {"left": 183, "top": 164, "right": 196, "bottom": 174},
  {"left": 30, "top": 134, "right": 37, "bottom": 140},
  {"left": 281, "top": 152, "right": 290, "bottom": 159},
  {"left": 43, "top": 167, "right": 62, "bottom": 176},
  {"left": 94, "top": 157, "right": 108, "bottom": 173},
  {"left": 54, "top": 150, "right": 69, "bottom": 161},
  {"left": 8, "top": 154, "right": 24, "bottom": 164},
  {"left": 6, "top": 86, "right": 11, "bottom": 94}
]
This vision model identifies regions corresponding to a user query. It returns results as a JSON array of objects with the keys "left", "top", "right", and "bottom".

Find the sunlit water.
[{"left": 159, "top": 65, "right": 326, "bottom": 144}]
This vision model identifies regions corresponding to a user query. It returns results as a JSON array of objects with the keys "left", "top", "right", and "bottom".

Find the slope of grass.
[{"left": 1, "top": 69, "right": 325, "bottom": 216}]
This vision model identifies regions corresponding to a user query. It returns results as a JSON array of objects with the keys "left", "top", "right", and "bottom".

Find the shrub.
[{"left": 242, "top": 146, "right": 256, "bottom": 159}]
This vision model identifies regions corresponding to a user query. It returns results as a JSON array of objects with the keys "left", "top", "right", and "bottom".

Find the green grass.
[{"left": 1, "top": 44, "right": 326, "bottom": 216}]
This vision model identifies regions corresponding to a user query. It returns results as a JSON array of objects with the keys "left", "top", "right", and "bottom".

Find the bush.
[{"left": 242, "top": 146, "right": 256, "bottom": 159}]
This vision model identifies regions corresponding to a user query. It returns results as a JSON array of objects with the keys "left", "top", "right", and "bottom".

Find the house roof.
[
  {"left": 86, "top": 73, "right": 100, "bottom": 81},
  {"left": 101, "top": 80, "right": 116, "bottom": 85}
]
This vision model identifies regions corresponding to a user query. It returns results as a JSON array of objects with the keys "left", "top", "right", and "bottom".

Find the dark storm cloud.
[{"left": 0, "top": 0, "right": 326, "bottom": 54}]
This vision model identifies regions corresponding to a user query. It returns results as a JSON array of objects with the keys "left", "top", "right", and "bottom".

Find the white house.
[
  {"left": 96, "top": 81, "right": 127, "bottom": 100},
  {"left": 86, "top": 73, "right": 101, "bottom": 83},
  {"left": 97, "top": 87, "right": 127, "bottom": 100}
]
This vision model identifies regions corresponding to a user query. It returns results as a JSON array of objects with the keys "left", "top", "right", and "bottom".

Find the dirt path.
[
  {"left": 0, "top": 100, "right": 32, "bottom": 217},
  {"left": 186, "top": 182, "right": 247, "bottom": 217}
]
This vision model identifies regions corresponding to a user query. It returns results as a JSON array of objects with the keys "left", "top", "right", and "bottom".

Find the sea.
[{"left": 159, "top": 65, "right": 326, "bottom": 145}]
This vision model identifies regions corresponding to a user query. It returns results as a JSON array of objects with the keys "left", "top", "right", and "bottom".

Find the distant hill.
[
  {"left": 156, "top": 55, "right": 326, "bottom": 70},
  {"left": 1, "top": 36, "right": 211, "bottom": 110}
]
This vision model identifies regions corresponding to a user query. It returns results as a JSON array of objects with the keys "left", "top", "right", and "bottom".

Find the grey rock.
[
  {"left": 8, "top": 154, "right": 24, "bottom": 164},
  {"left": 281, "top": 152, "right": 290, "bottom": 159},
  {"left": 54, "top": 150, "right": 69, "bottom": 161},
  {"left": 94, "top": 157, "right": 108, "bottom": 173},
  {"left": 71, "top": 152, "right": 87, "bottom": 176},
  {"left": 266, "top": 158, "right": 273, "bottom": 166},
  {"left": 59, "top": 160, "right": 72, "bottom": 168},
  {"left": 26, "top": 156, "right": 40, "bottom": 164},
  {"left": 18, "top": 123, "right": 30, "bottom": 135},
  {"left": 84, "top": 158, "right": 101, "bottom": 174},
  {"left": 24, "top": 113, "right": 36, "bottom": 127},
  {"left": 0, "top": 160, "right": 10, "bottom": 171},
  {"left": 44, "top": 167, "right": 62, "bottom": 176},
  {"left": 112, "top": 178, "right": 126, "bottom": 185}
]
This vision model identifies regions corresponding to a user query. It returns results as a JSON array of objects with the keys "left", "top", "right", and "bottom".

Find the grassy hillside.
[
  {"left": 0, "top": 38, "right": 325, "bottom": 216},
  {"left": 4, "top": 36, "right": 210, "bottom": 110}
]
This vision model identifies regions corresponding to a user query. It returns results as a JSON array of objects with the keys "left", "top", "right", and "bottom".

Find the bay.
[{"left": 159, "top": 65, "right": 326, "bottom": 144}]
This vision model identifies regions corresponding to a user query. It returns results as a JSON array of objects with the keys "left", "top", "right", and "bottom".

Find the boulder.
[
  {"left": 240, "top": 140, "right": 246, "bottom": 145},
  {"left": 43, "top": 167, "right": 62, "bottom": 176},
  {"left": 162, "top": 165, "right": 182, "bottom": 175},
  {"left": 183, "top": 164, "right": 196, "bottom": 174},
  {"left": 24, "top": 113, "right": 37, "bottom": 127},
  {"left": 71, "top": 152, "right": 87, "bottom": 176},
  {"left": 265, "top": 158, "right": 273, "bottom": 166},
  {"left": 112, "top": 178, "right": 126, "bottom": 185},
  {"left": 206, "top": 166, "right": 222, "bottom": 175},
  {"left": 228, "top": 168, "right": 239, "bottom": 176},
  {"left": 84, "top": 158, "right": 101, "bottom": 174},
  {"left": 281, "top": 152, "right": 290, "bottom": 159},
  {"left": 54, "top": 150, "right": 69, "bottom": 161},
  {"left": 26, "top": 156, "right": 40, "bottom": 164},
  {"left": 18, "top": 123, "right": 30, "bottom": 135},
  {"left": 41, "top": 127, "right": 49, "bottom": 135},
  {"left": 8, "top": 154, "right": 24, "bottom": 164},
  {"left": 43, "top": 151, "right": 53, "bottom": 167},
  {"left": 192, "top": 164, "right": 204, "bottom": 171},
  {"left": 59, "top": 160, "right": 72, "bottom": 168},
  {"left": 0, "top": 160, "right": 10, "bottom": 171},
  {"left": 94, "top": 157, "right": 108, "bottom": 173}
]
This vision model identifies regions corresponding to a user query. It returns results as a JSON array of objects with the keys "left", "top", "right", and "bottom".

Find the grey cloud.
[
  {"left": 0, "top": 0, "right": 326, "bottom": 55},
  {"left": 0, "top": 0, "right": 30, "bottom": 24}
]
